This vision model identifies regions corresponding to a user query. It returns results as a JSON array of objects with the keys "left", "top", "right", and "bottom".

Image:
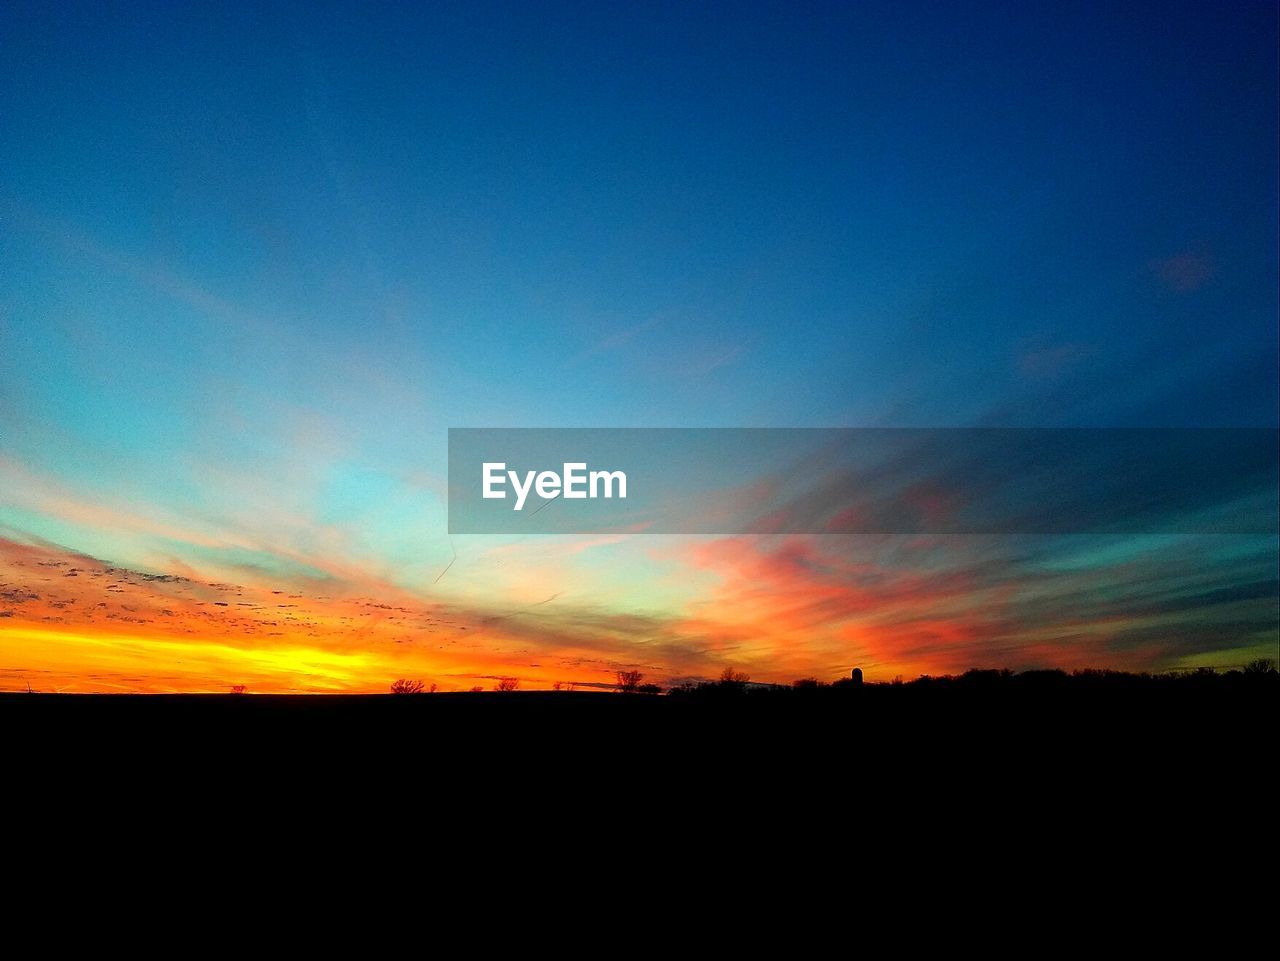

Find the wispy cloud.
[
  {"left": 562, "top": 313, "right": 667, "bottom": 368},
  {"left": 1150, "top": 250, "right": 1215, "bottom": 293}
]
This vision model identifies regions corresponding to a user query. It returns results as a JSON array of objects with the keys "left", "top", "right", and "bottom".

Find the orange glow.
[
  {"left": 0, "top": 535, "right": 632, "bottom": 692},
  {"left": 2, "top": 530, "right": 1271, "bottom": 692}
]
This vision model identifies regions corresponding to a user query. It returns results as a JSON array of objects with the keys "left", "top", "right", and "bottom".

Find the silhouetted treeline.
[
  {"left": 666, "top": 661, "right": 1279, "bottom": 698},
  {"left": 5, "top": 660, "right": 1274, "bottom": 791}
]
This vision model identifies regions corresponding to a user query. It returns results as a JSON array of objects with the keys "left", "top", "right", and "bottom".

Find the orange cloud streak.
[{"left": 0, "top": 535, "right": 665, "bottom": 692}]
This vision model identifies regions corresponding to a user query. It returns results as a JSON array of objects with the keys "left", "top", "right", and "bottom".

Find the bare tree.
[
  {"left": 720, "top": 667, "right": 750, "bottom": 685},
  {"left": 469, "top": 685, "right": 485, "bottom": 693},
  {"left": 616, "top": 670, "right": 644, "bottom": 693},
  {"left": 391, "top": 678, "right": 426, "bottom": 694},
  {"left": 495, "top": 677, "right": 519, "bottom": 692},
  {"left": 229, "top": 684, "right": 247, "bottom": 695},
  {"left": 1243, "top": 658, "right": 1277, "bottom": 674}
]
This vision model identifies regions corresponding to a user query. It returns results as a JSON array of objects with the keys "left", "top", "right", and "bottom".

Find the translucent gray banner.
[{"left": 447, "top": 428, "right": 1279, "bottom": 535}]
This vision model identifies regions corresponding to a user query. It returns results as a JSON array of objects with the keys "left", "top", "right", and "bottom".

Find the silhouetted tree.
[
  {"left": 495, "top": 677, "right": 519, "bottom": 692},
  {"left": 637, "top": 683, "right": 663, "bottom": 694},
  {"left": 720, "top": 667, "right": 749, "bottom": 685},
  {"left": 229, "top": 684, "right": 247, "bottom": 695},
  {"left": 391, "top": 678, "right": 426, "bottom": 694},
  {"left": 1243, "top": 658, "right": 1277, "bottom": 674},
  {"left": 617, "top": 670, "right": 644, "bottom": 693},
  {"left": 469, "top": 685, "right": 485, "bottom": 693}
]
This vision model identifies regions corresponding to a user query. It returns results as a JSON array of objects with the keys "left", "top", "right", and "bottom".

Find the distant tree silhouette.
[
  {"left": 229, "top": 684, "right": 247, "bottom": 695},
  {"left": 469, "top": 686, "right": 485, "bottom": 693},
  {"left": 648, "top": 663, "right": 1280, "bottom": 702},
  {"left": 960, "top": 668, "right": 1013, "bottom": 685},
  {"left": 637, "top": 683, "right": 663, "bottom": 694},
  {"left": 391, "top": 678, "right": 426, "bottom": 694},
  {"left": 495, "top": 677, "right": 519, "bottom": 692},
  {"left": 617, "top": 670, "right": 644, "bottom": 693}
]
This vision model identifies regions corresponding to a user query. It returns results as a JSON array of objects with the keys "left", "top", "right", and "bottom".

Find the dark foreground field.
[
  {"left": 6, "top": 670, "right": 1274, "bottom": 771},
  {"left": 5, "top": 674, "right": 1276, "bottom": 853}
]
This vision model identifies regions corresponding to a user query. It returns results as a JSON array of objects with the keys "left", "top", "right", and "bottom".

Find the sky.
[{"left": 1, "top": 1, "right": 1277, "bottom": 692}]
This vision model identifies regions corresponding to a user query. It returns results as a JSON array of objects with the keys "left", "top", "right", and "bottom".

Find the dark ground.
[
  {"left": 6, "top": 672, "right": 1274, "bottom": 775},
  {"left": 4, "top": 678, "right": 1276, "bottom": 870},
  {"left": 5, "top": 683, "right": 1270, "bottom": 928}
]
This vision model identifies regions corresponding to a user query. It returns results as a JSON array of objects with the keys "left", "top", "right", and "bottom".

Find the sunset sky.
[{"left": 2, "top": 1, "right": 1277, "bottom": 692}]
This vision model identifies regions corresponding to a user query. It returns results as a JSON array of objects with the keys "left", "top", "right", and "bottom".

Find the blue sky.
[{"left": 6, "top": 1, "right": 1276, "bottom": 436}]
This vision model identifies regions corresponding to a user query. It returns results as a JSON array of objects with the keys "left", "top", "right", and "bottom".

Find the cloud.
[
  {"left": 1017, "top": 342, "right": 1093, "bottom": 379},
  {"left": 671, "top": 532, "right": 1278, "bottom": 679},
  {"left": 0, "top": 533, "right": 725, "bottom": 691},
  {"left": 562, "top": 314, "right": 667, "bottom": 368},
  {"left": 1151, "top": 251, "right": 1215, "bottom": 292},
  {"left": 2, "top": 513, "right": 1274, "bottom": 692}
]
